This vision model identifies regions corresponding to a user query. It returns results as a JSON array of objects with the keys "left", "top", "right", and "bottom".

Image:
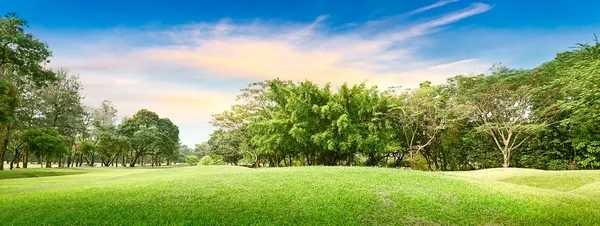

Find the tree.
[
  {"left": 536, "top": 38, "right": 600, "bottom": 168},
  {"left": 96, "top": 132, "right": 129, "bottom": 167},
  {"left": 211, "top": 81, "right": 285, "bottom": 167},
  {"left": 76, "top": 139, "right": 95, "bottom": 166},
  {"left": 37, "top": 68, "right": 85, "bottom": 167},
  {"left": 118, "top": 109, "right": 179, "bottom": 167},
  {"left": 127, "top": 125, "right": 159, "bottom": 167},
  {"left": 452, "top": 67, "right": 548, "bottom": 168},
  {"left": 22, "top": 128, "right": 68, "bottom": 168},
  {"left": 193, "top": 142, "right": 210, "bottom": 158},
  {"left": 0, "top": 13, "right": 55, "bottom": 170},
  {"left": 208, "top": 129, "right": 244, "bottom": 165}
]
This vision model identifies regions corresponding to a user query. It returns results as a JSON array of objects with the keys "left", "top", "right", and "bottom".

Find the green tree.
[
  {"left": 22, "top": 129, "right": 68, "bottom": 168},
  {"left": 452, "top": 67, "right": 547, "bottom": 168},
  {"left": 96, "top": 132, "right": 129, "bottom": 167},
  {"left": 118, "top": 109, "right": 179, "bottom": 167},
  {"left": 386, "top": 82, "right": 453, "bottom": 169},
  {"left": 0, "top": 13, "right": 55, "bottom": 170},
  {"left": 37, "top": 68, "right": 85, "bottom": 167}
]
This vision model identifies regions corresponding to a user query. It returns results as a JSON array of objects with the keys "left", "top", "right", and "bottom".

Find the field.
[{"left": 1, "top": 166, "right": 599, "bottom": 225}]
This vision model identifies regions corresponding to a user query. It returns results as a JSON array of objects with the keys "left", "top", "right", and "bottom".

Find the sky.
[{"left": 5, "top": 0, "right": 600, "bottom": 147}]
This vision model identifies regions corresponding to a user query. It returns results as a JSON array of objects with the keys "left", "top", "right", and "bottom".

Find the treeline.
[
  {"left": 205, "top": 38, "right": 600, "bottom": 170},
  {"left": 0, "top": 14, "right": 180, "bottom": 170}
]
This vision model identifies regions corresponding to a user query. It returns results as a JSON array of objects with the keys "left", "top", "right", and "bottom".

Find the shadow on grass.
[{"left": 0, "top": 171, "right": 87, "bottom": 180}]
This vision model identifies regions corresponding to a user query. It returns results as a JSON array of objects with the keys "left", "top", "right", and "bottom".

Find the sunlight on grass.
[{"left": 0, "top": 166, "right": 599, "bottom": 225}]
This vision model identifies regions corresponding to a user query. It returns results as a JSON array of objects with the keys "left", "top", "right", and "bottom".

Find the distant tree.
[
  {"left": 193, "top": 142, "right": 210, "bottom": 158},
  {"left": 76, "top": 139, "right": 95, "bottom": 166},
  {"left": 118, "top": 109, "right": 179, "bottom": 167},
  {"left": 208, "top": 129, "right": 244, "bottom": 165},
  {"left": 37, "top": 68, "right": 85, "bottom": 167},
  {"left": 22, "top": 129, "right": 68, "bottom": 168},
  {"left": 96, "top": 132, "right": 129, "bottom": 167}
]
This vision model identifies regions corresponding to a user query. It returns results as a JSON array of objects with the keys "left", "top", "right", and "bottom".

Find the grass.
[
  {"left": 0, "top": 168, "right": 89, "bottom": 180},
  {"left": 0, "top": 166, "right": 599, "bottom": 225}
]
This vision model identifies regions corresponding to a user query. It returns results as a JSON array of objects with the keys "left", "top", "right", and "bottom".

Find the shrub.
[
  {"left": 210, "top": 155, "right": 226, "bottom": 165},
  {"left": 186, "top": 155, "right": 199, "bottom": 166},
  {"left": 199, "top": 155, "right": 214, "bottom": 165}
]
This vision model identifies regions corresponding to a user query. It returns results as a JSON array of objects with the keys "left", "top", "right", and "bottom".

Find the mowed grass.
[
  {"left": 0, "top": 168, "right": 88, "bottom": 180},
  {"left": 1, "top": 166, "right": 599, "bottom": 225}
]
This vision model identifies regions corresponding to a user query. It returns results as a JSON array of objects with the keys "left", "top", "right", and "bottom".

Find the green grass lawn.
[{"left": 1, "top": 166, "right": 599, "bottom": 225}]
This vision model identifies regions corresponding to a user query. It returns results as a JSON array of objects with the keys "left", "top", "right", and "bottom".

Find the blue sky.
[{"left": 5, "top": 0, "right": 600, "bottom": 147}]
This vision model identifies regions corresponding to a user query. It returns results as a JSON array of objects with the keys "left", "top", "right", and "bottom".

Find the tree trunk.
[
  {"left": 0, "top": 123, "right": 12, "bottom": 171},
  {"left": 129, "top": 155, "right": 140, "bottom": 167},
  {"left": 9, "top": 148, "right": 21, "bottom": 170},
  {"left": 409, "top": 149, "right": 414, "bottom": 169},
  {"left": 255, "top": 155, "right": 260, "bottom": 168},
  {"left": 0, "top": 150, "right": 4, "bottom": 171},
  {"left": 23, "top": 151, "right": 28, "bottom": 168},
  {"left": 15, "top": 153, "right": 20, "bottom": 168},
  {"left": 46, "top": 159, "right": 52, "bottom": 168},
  {"left": 502, "top": 148, "right": 511, "bottom": 168}
]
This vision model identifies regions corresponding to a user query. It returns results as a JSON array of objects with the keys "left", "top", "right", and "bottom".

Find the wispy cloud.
[{"left": 405, "top": 0, "right": 460, "bottom": 17}]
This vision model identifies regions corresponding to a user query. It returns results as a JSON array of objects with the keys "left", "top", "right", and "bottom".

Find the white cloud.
[{"left": 405, "top": 0, "right": 460, "bottom": 17}]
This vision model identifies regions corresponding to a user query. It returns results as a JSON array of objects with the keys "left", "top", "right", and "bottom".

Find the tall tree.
[
  {"left": 0, "top": 13, "right": 55, "bottom": 170},
  {"left": 386, "top": 82, "right": 451, "bottom": 169},
  {"left": 452, "top": 67, "right": 547, "bottom": 168},
  {"left": 37, "top": 68, "right": 85, "bottom": 166}
]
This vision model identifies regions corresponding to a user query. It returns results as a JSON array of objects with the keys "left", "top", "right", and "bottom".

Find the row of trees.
[
  {"left": 0, "top": 14, "right": 180, "bottom": 170},
  {"left": 206, "top": 38, "right": 600, "bottom": 170}
]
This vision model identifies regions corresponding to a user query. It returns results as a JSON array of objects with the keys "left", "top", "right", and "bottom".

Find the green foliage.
[
  {"left": 0, "top": 79, "right": 17, "bottom": 123},
  {"left": 96, "top": 132, "right": 129, "bottom": 166},
  {"left": 0, "top": 13, "right": 54, "bottom": 81},
  {"left": 118, "top": 109, "right": 179, "bottom": 167},
  {"left": 199, "top": 155, "right": 214, "bottom": 165},
  {"left": 209, "top": 40, "right": 600, "bottom": 169},
  {"left": 22, "top": 128, "right": 68, "bottom": 159},
  {"left": 0, "top": 13, "right": 56, "bottom": 170},
  {"left": 185, "top": 155, "right": 199, "bottom": 166},
  {"left": 76, "top": 140, "right": 94, "bottom": 156}
]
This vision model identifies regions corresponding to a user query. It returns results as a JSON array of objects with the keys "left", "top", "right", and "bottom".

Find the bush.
[
  {"left": 547, "top": 159, "right": 566, "bottom": 170},
  {"left": 199, "top": 155, "right": 214, "bottom": 165},
  {"left": 210, "top": 155, "right": 225, "bottom": 165},
  {"left": 186, "top": 155, "right": 199, "bottom": 166}
]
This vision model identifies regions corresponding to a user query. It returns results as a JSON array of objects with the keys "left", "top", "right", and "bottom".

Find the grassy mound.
[{"left": 0, "top": 166, "right": 598, "bottom": 225}]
